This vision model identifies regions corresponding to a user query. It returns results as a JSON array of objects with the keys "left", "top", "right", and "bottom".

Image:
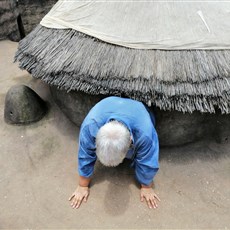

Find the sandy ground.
[{"left": 0, "top": 40, "right": 230, "bottom": 229}]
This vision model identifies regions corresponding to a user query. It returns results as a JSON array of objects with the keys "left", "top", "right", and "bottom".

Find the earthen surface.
[{"left": 0, "top": 40, "right": 229, "bottom": 229}]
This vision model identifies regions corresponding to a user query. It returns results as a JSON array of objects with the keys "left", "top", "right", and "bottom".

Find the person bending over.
[{"left": 69, "top": 96, "right": 160, "bottom": 209}]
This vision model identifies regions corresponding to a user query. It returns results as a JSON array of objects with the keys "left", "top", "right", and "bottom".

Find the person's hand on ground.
[
  {"left": 140, "top": 187, "right": 160, "bottom": 209},
  {"left": 69, "top": 186, "right": 89, "bottom": 209}
]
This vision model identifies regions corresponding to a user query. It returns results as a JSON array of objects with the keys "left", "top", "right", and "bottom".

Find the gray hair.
[{"left": 96, "top": 120, "right": 131, "bottom": 167}]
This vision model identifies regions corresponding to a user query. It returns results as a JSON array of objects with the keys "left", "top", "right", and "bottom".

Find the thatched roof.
[{"left": 15, "top": 25, "right": 230, "bottom": 113}]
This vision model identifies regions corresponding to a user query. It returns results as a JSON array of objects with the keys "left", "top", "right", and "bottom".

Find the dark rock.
[
  {"left": 50, "top": 86, "right": 104, "bottom": 126},
  {"left": 4, "top": 85, "right": 47, "bottom": 124},
  {"left": 154, "top": 109, "right": 206, "bottom": 146},
  {"left": 50, "top": 86, "right": 230, "bottom": 146},
  {"left": 206, "top": 113, "right": 230, "bottom": 144}
]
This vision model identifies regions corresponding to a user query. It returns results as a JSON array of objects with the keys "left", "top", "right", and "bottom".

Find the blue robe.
[{"left": 78, "top": 96, "right": 159, "bottom": 186}]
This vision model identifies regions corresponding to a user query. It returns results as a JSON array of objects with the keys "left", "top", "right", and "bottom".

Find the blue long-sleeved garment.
[{"left": 78, "top": 96, "right": 159, "bottom": 186}]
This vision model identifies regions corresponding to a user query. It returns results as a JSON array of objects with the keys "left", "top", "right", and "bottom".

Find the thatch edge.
[{"left": 15, "top": 25, "right": 230, "bottom": 114}]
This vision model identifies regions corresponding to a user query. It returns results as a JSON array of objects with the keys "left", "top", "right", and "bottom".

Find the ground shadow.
[{"left": 91, "top": 159, "right": 137, "bottom": 216}]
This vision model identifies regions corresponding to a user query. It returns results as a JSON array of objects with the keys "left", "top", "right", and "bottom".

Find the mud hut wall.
[
  {"left": 0, "top": 0, "right": 20, "bottom": 41},
  {"left": 18, "top": 0, "right": 57, "bottom": 35},
  {"left": 0, "top": 0, "right": 57, "bottom": 41}
]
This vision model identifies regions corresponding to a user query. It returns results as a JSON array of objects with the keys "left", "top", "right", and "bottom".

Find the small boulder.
[
  {"left": 4, "top": 85, "right": 47, "bottom": 125},
  {"left": 50, "top": 86, "right": 104, "bottom": 126}
]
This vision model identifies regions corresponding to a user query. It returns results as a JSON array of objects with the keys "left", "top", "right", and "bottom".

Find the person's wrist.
[
  {"left": 141, "top": 183, "right": 152, "bottom": 189},
  {"left": 79, "top": 175, "right": 91, "bottom": 187},
  {"left": 78, "top": 185, "right": 89, "bottom": 190}
]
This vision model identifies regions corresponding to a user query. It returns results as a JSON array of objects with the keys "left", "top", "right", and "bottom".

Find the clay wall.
[
  {"left": 0, "top": 0, "right": 20, "bottom": 41},
  {"left": 0, "top": 0, "right": 57, "bottom": 41}
]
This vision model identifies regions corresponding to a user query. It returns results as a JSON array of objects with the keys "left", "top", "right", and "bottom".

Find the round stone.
[{"left": 4, "top": 85, "right": 47, "bottom": 124}]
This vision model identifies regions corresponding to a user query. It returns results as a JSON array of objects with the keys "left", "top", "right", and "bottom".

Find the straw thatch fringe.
[{"left": 15, "top": 25, "right": 230, "bottom": 113}]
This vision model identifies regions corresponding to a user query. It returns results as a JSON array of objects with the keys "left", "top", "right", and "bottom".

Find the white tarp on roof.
[{"left": 40, "top": 0, "right": 230, "bottom": 50}]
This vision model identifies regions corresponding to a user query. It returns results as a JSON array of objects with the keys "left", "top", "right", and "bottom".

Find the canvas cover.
[{"left": 40, "top": 0, "right": 230, "bottom": 50}]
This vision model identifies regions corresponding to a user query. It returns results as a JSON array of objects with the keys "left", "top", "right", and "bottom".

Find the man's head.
[{"left": 96, "top": 120, "right": 131, "bottom": 167}]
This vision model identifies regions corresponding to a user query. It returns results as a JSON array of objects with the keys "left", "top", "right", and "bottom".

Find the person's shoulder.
[
  {"left": 99, "top": 96, "right": 119, "bottom": 102},
  {"left": 100, "top": 96, "right": 141, "bottom": 104},
  {"left": 134, "top": 124, "right": 157, "bottom": 144},
  {"left": 135, "top": 134, "right": 153, "bottom": 151},
  {"left": 81, "top": 119, "right": 103, "bottom": 138}
]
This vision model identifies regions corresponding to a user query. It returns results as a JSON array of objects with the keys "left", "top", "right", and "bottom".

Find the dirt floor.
[{"left": 0, "top": 40, "right": 230, "bottom": 229}]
